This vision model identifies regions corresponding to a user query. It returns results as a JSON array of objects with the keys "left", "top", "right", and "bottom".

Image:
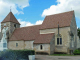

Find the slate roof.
[
  {"left": 34, "top": 33, "right": 54, "bottom": 44},
  {"left": 1, "top": 12, "right": 20, "bottom": 24},
  {"left": 40, "top": 11, "right": 74, "bottom": 29}
]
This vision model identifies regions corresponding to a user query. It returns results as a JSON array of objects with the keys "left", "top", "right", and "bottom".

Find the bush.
[
  {"left": 0, "top": 49, "right": 35, "bottom": 60},
  {"left": 73, "top": 49, "right": 80, "bottom": 55}
]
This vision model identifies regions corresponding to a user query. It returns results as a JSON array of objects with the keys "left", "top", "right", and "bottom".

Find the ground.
[{"left": 35, "top": 55, "right": 80, "bottom": 60}]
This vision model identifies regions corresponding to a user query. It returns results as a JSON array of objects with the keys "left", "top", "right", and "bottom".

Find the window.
[
  {"left": 16, "top": 43, "right": 18, "bottom": 47},
  {"left": 57, "top": 34, "right": 62, "bottom": 45},
  {"left": 14, "top": 24, "right": 16, "bottom": 28},
  {"left": 3, "top": 43, "right": 7, "bottom": 48},
  {"left": 57, "top": 38, "right": 59, "bottom": 45},
  {"left": 40, "top": 45, "right": 43, "bottom": 50},
  {"left": 60, "top": 38, "right": 62, "bottom": 44}
]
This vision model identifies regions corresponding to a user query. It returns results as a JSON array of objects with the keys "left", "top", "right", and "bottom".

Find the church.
[{"left": 0, "top": 10, "right": 80, "bottom": 55}]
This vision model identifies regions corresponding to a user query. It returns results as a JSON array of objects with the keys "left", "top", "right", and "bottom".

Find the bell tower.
[{"left": 1, "top": 11, "right": 20, "bottom": 40}]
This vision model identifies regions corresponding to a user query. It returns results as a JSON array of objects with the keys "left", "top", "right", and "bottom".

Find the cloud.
[
  {"left": 2, "top": 0, "right": 29, "bottom": 9},
  {"left": 42, "top": 0, "right": 80, "bottom": 18},
  {"left": 0, "top": 0, "right": 29, "bottom": 21},
  {"left": 77, "top": 27, "right": 78, "bottom": 29},
  {"left": 35, "top": 20, "right": 43, "bottom": 25},
  {"left": 18, "top": 19, "right": 43, "bottom": 27}
]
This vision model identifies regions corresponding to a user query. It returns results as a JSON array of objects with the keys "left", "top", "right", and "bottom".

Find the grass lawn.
[{"left": 49, "top": 54, "right": 78, "bottom": 56}]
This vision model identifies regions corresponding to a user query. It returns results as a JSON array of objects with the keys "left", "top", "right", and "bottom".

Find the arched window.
[
  {"left": 40, "top": 45, "right": 43, "bottom": 50},
  {"left": 57, "top": 34, "right": 62, "bottom": 45}
]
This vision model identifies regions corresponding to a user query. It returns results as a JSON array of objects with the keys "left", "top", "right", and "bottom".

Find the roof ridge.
[
  {"left": 46, "top": 10, "right": 74, "bottom": 17},
  {"left": 19, "top": 24, "right": 41, "bottom": 29},
  {"left": 40, "top": 33, "right": 54, "bottom": 35}
]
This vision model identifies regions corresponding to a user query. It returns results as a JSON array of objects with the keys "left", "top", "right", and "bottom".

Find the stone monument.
[{"left": 0, "top": 26, "right": 8, "bottom": 51}]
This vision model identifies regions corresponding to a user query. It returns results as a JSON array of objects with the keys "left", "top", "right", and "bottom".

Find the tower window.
[
  {"left": 16, "top": 43, "right": 18, "bottom": 47},
  {"left": 40, "top": 45, "right": 43, "bottom": 50},
  {"left": 14, "top": 24, "right": 16, "bottom": 28}
]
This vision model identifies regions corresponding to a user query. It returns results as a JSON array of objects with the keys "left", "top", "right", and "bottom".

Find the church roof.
[
  {"left": 9, "top": 10, "right": 75, "bottom": 44},
  {"left": 1, "top": 12, "right": 20, "bottom": 24},
  {"left": 9, "top": 25, "right": 54, "bottom": 43},
  {"left": 34, "top": 33, "right": 54, "bottom": 44},
  {"left": 9, "top": 25, "right": 40, "bottom": 41},
  {"left": 40, "top": 11, "right": 74, "bottom": 29}
]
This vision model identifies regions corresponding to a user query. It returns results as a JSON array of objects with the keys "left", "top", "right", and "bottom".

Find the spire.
[{"left": 1, "top": 11, "right": 20, "bottom": 25}]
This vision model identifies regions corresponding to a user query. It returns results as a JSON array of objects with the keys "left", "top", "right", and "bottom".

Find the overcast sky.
[{"left": 0, "top": 0, "right": 80, "bottom": 29}]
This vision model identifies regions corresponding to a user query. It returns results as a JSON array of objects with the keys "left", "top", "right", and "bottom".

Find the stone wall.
[
  {"left": 1, "top": 22, "right": 20, "bottom": 39},
  {"left": 50, "top": 34, "right": 55, "bottom": 54},
  {"left": 8, "top": 40, "right": 24, "bottom": 50},
  {"left": 70, "top": 13, "right": 77, "bottom": 50},
  {"left": 40, "top": 27, "right": 70, "bottom": 53},
  {"left": 33, "top": 44, "right": 50, "bottom": 54},
  {"left": 24, "top": 41, "right": 34, "bottom": 50},
  {"left": 8, "top": 40, "right": 34, "bottom": 50}
]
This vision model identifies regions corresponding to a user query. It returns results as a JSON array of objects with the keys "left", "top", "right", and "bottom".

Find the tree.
[{"left": 77, "top": 28, "right": 80, "bottom": 38}]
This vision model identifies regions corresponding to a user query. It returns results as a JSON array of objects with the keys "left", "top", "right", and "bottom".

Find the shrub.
[
  {"left": 73, "top": 49, "right": 80, "bottom": 55},
  {"left": 0, "top": 49, "right": 35, "bottom": 60}
]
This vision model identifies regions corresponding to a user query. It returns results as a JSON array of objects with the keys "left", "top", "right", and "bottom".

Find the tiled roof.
[
  {"left": 9, "top": 11, "right": 74, "bottom": 44},
  {"left": 9, "top": 25, "right": 41, "bottom": 41},
  {"left": 34, "top": 33, "right": 54, "bottom": 44},
  {"left": 1, "top": 12, "right": 20, "bottom": 24},
  {"left": 40, "top": 11, "right": 74, "bottom": 29}
]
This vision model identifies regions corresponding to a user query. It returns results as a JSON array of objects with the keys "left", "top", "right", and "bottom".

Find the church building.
[{"left": 0, "top": 10, "right": 80, "bottom": 55}]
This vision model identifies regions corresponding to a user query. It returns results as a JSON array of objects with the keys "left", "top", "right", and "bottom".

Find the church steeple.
[
  {"left": 1, "top": 11, "right": 20, "bottom": 39},
  {"left": 1, "top": 12, "right": 20, "bottom": 24}
]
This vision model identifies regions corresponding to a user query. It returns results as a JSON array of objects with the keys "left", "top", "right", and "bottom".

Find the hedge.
[
  {"left": 0, "top": 49, "right": 35, "bottom": 60},
  {"left": 73, "top": 49, "right": 80, "bottom": 55}
]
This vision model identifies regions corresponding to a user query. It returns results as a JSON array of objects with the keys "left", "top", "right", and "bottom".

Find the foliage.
[
  {"left": 0, "top": 49, "right": 35, "bottom": 60},
  {"left": 73, "top": 49, "right": 80, "bottom": 55},
  {"left": 77, "top": 28, "right": 80, "bottom": 38}
]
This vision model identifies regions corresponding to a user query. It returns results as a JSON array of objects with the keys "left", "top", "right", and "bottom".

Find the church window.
[
  {"left": 14, "top": 24, "right": 16, "bottom": 28},
  {"left": 60, "top": 38, "right": 62, "bottom": 44},
  {"left": 16, "top": 43, "right": 18, "bottom": 47},
  {"left": 40, "top": 45, "right": 43, "bottom": 50},
  {"left": 57, "top": 38, "right": 59, "bottom": 45},
  {"left": 3, "top": 43, "right": 7, "bottom": 48},
  {"left": 57, "top": 34, "right": 62, "bottom": 45}
]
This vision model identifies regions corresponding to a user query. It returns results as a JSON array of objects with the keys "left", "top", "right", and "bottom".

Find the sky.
[{"left": 0, "top": 0, "right": 80, "bottom": 30}]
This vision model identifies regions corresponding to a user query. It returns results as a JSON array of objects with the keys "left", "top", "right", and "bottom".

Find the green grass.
[{"left": 49, "top": 54, "right": 77, "bottom": 56}]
